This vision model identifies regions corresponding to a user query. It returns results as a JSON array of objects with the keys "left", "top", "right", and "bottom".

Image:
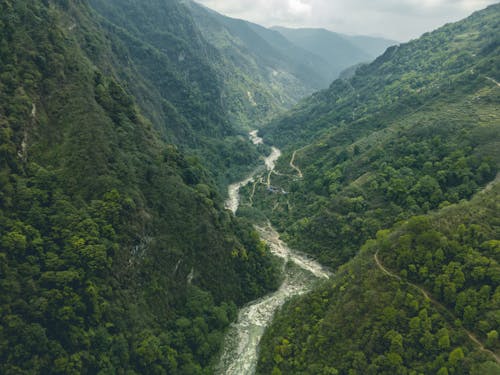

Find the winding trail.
[
  {"left": 486, "top": 76, "right": 500, "bottom": 87},
  {"left": 289, "top": 149, "right": 303, "bottom": 178},
  {"left": 222, "top": 130, "right": 500, "bottom": 373},
  {"left": 481, "top": 172, "right": 500, "bottom": 193},
  {"left": 374, "top": 251, "right": 500, "bottom": 364}
]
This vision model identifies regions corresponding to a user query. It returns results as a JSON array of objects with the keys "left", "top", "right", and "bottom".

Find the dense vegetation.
[
  {"left": 251, "top": 3, "right": 499, "bottom": 268},
  {"left": 258, "top": 185, "right": 499, "bottom": 375},
  {"left": 0, "top": 1, "right": 279, "bottom": 373},
  {"left": 86, "top": 0, "right": 264, "bottom": 188},
  {"left": 262, "top": 3, "right": 500, "bottom": 148},
  {"left": 186, "top": 1, "right": 329, "bottom": 118},
  {"left": 2, "top": 0, "right": 499, "bottom": 373},
  {"left": 83, "top": 0, "right": 397, "bottom": 187},
  {"left": 378, "top": 191, "right": 500, "bottom": 354},
  {"left": 254, "top": 4, "right": 500, "bottom": 374}
]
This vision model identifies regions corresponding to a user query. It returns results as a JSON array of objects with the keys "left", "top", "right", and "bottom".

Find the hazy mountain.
[
  {"left": 186, "top": 1, "right": 334, "bottom": 120},
  {"left": 344, "top": 33, "right": 399, "bottom": 57},
  {"left": 88, "top": 0, "right": 266, "bottom": 187},
  {"left": 272, "top": 26, "right": 397, "bottom": 80}
]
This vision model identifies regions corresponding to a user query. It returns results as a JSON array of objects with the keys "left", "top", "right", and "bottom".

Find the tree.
[
  {"left": 448, "top": 347, "right": 464, "bottom": 366},
  {"left": 486, "top": 330, "right": 498, "bottom": 348}
]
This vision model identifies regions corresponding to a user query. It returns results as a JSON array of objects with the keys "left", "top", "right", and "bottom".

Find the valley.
[
  {"left": 0, "top": 1, "right": 498, "bottom": 375},
  {"left": 218, "top": 131, "right": 329, "bottom": 374}
]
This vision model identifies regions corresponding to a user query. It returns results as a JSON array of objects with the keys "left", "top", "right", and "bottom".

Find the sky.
[{"left": 194, "top": 0, "right": 498, "bottom": 41}]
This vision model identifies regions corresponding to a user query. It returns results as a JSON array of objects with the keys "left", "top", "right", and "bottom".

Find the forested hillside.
[
  {"left": 252, "top": 4, "right": 500, "bottom": 374},
  {"left": 90, "top": 0, "right": 368, "bottom": 140},
  {"left": 84, "top": 0, "right": 265, "bottom": 187},
  {"left": 255, "top": 3, "right": 499, "bottom": 268},
  {"left": 2, "top": 0, "right": 499, "bottom": 374},
  {"left": 258, "top": 185, "right": 500, "bottom": 374},
  {"left": 85, "top": 0, "right": 396, "bottom": 185},
  {"left": 186, "top": 1, "right": 332, "bottom": 119},
  {"left": 187, "top": 1, "right": 396, "bottom": 128},
  {"left": 0, "top": 1, "right": 278, "bottom": 373},
  {"left": 86, "top": 0, "right": 388, "bottom": 187}
]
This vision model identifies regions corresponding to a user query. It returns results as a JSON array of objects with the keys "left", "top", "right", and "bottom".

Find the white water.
[
  {"left": 217, "top": 131, "right": 329, "bottom": 375},
  {"left": 226, "top": 176, "right": 255, "bottom": 214},
  {"left": 225, "top": 131, "right": 281, "bottom": 214},
  {"left": 249, "top": 130, "right": 263, "bottom": 145},
  {"left": 265, "top": 147, "right": 281, "bottom": 173}
]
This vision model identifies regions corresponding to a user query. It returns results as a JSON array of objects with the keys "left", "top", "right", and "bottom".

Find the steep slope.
[
  {"left": 186, "top": 1, "right": 333, "bottom": 123},
  {"left": 87, "top": 0, "right": 394, "bottom": 167},
  {"left": 258, "top": 185, "right": 500, "bottom": 374},
  {"left": 0, "top": 1, "right": 277, "bottom": 373},
  {"left": 85, "top": 0, "right": 265, "bottom": 188},
  {"left": 272, "top": 26, "right": 396, "bottom": 81},
  {"left": 89, "top": 0, "right": 342, "bottom": 136},
  {"left": 253, "top": 4, "right": 499, "bottom": 268},
  {"left": 251, "top": 4, "right": 500, "bottom": 374},
  {"left": 264, "top": 4, "right": 499, "bottom": 147}
]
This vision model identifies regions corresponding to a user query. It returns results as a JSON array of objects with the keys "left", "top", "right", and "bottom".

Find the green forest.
[
  {"left": 1, "top": 0, "right": 499, "bottom": 374},
  {"left": 252, "top": 3, "right": 500, "bottom": 375},
  {"left": 257, "top": 186, "right": 500, "bottom": 374},
  {"left": 0, "top": 1, "right": 279, "bottom": 373}
]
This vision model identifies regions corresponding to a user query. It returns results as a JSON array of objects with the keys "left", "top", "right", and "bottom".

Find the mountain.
[
  {"left": 245, "top": 4, "right": 500, "bottom": 373},
  {"left": 344, "top": 34, "right": 400, "bottom": 58},
  {"left": 86, "top": 0, "right": 269, "bottom": 188},
  {"left": 2, "top": 0, "right": 499, "bottom": 373},
  {"left": 87, "top": 0, "right": 382, "bottom": 186},
  {"left": 256, "top": 3, "right": 500, "bottom": 267},
  {"left": 272, "top": 26, "right": 397, "bottom": 81},
  {"left": 0, "top": 1, "right": 278, "bottom": 373},
  {"left": 185, "top": 1, "right": 334, "bottom": 120},
  {"left": 258, "top": 184, "right": 500, "bottom": 374},
  {"left": 87, "top": 0, "right": 393, "bottom": 139}
]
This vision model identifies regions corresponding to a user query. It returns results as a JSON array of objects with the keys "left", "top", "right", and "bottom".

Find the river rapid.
[{"left": 217, "top": 131, "right": 329, "bottom": 375}]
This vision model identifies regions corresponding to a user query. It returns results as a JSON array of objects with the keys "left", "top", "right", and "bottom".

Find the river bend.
[{"left": 217, "top": 131, "right": 329, "bottom": 375}]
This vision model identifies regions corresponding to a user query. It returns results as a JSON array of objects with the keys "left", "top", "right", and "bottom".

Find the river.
[{"left": 217, "top": 131, "right": 329, "bottom": 375}]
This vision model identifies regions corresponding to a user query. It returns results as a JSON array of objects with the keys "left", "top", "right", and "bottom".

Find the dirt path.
[
  {"left": 374, "top": 251, "right": 500, "bottom": 364},
  {"left": 481, "top": 172, "right": 500, "bottom": 193},
  {"left": 249, "top": 178, "right": 262, "bottom": 205},
  {"left": 486, "top": 76, "right": 500, "bottom": 87},
  {"left": 290, "top": 149, "right": 303, "bottom": 178}
]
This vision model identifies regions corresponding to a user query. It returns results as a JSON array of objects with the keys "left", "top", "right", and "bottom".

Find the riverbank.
[{"left": 217, "top": 131, "right": 329, "bottom": 375}]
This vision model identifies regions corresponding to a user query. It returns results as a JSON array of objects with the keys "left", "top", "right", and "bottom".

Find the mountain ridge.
[
  {"left": 0, "top": 1, "right": 279, "bottom": 373},
  {"left": 250, "top": 4, "right": 500, "bottom": 373},
  {"left": 1, "top": 1, "right": 499, "bottom": 374},
  {"left": 271, "top": 25, "right": 397, "bottom": 81}
]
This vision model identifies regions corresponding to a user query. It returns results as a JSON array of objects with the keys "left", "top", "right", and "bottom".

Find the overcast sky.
[{"left": 195, "top": 0, "right": 498, "bottom": 41}]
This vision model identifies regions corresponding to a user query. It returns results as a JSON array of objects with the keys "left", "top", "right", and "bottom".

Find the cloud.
[
  {"left": 194, "top": 0, "right": 498, "bottom": 40},
  {"left": 288, "top": 0, "right": 312, "bottom": 16},
  {"left": 197, "top": 0, "right": 313, "bottom": 23}
]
